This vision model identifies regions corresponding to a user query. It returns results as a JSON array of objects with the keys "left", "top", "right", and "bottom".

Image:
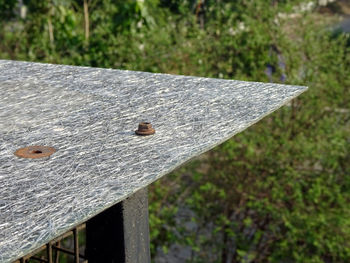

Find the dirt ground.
[
  {"left": 318, "top": 0, "right": 350, "bottom": 32},
  {"left": 318, "top": 0, "right": 350, "bottom": 16}
]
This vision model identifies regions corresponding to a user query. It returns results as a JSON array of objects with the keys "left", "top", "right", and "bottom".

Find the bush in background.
[{"left": 1, "top": 1, "right": 349, "bottom": 262}]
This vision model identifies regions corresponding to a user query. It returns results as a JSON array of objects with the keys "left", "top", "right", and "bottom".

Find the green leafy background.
[{"left": 1, "top": 1, "right": 349, "bottom": 262}]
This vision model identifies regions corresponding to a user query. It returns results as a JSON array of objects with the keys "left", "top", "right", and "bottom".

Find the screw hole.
[{"left": 14, "top": 146, "right": 56, "bottom": 159}]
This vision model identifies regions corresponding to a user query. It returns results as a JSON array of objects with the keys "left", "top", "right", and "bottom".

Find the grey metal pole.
[{"left": 86, "top": 187, "right": 151, "bottom": 263}]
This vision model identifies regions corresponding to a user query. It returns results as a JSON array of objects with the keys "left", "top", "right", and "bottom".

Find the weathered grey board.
[{"left": 0, "top": 60, "right": 307, "bottom": 263}]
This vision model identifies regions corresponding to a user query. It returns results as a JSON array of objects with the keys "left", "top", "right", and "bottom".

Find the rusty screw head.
[
  {"left": 135, "top": 122, "right": 155, "bottom": 136},
  {"left": 14, "top": 146, "right": 56, "bottom": 159}
]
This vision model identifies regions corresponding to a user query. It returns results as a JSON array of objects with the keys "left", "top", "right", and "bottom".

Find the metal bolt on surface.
[
  {"left": 14, "top": 146, "right": 56, "bottom": 159},
  {"left": 135, "top": 122, "right": 155, "bottom": 136}
]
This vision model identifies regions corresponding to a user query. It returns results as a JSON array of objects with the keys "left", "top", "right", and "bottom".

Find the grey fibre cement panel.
[{"left": 0, "top": 60, "right": 307, "bottom": 262}]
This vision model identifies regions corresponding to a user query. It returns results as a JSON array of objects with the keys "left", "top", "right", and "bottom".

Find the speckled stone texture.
[{"left": 0, "top": 60, "right": 307, "bottom": 263}]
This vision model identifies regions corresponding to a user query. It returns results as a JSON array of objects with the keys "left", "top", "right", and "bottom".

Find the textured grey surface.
[
  {"left": 0, "top": 60, "right": 307, "bottom": 263},
  {"left": 123, "top": 188, "right": 150, "bottom": 263}
]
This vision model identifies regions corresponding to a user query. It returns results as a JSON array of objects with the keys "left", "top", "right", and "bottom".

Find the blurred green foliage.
[{"left": 1, "top": 0, "right": 349, "bottom": 262}]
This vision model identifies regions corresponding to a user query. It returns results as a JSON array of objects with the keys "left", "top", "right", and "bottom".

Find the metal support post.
[{"left": 86, "top": 187, "right": 151, "bottom": 263}]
